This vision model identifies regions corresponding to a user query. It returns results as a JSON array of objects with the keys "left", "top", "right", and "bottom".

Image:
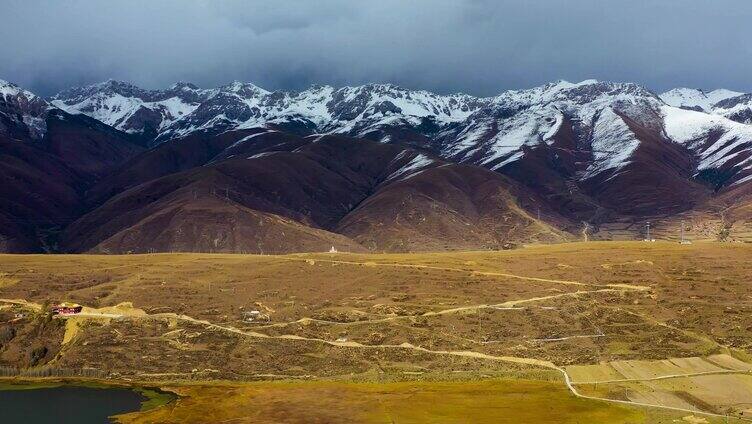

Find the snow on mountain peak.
[
  {"left": 706, "top": 88, "right": 745, "bottom": 104},
  {"left": 50, "top": 79, "right": 216, "bottom": 136},
  {"left": 39, "top": 77, "right": 752, "bottom": 188},
  {"left": 659, "top": 87, "right": 744, "bottom": 111},
  {"left": 55, "top": 78, "right": 664, "bottom": 144},
  {"left": 0, "top": 79, "right": 42, "bottom": 102},
  {"left": 662, "top": 104, "right": 752, "bottom": 181},
  {"left": 170, "top": 81, "right": 200, "bottom": 91},
  {"left": 490, "top": 80, "right": 657, "bottom": 111},
  {"left": 3, "top": 75, "right": 751, "bottom": 194},
  {"left": 0, "top": 79, "right": 50, "bottom": 139},
  {"left": 660, "top": 87, "right": 751, "bottom": 125},
  {"left": 98, "top": 79, "right": 139, "bottom": 90},
  {"left": 221, "top": 81, "right": 270, "bottom": 96}
]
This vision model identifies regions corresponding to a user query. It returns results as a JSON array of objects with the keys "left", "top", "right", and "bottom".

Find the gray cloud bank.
[{"left": 1, "top": 0, "right": 751, "bottom": 96}]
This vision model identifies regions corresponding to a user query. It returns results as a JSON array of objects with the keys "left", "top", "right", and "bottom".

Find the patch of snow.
[
  {"left": 733, "top": 173, "right": 752, "bottom": 186},
  {"left": 247, "top": 151, "right": 280, "bottom": 159},
  {"left": 387, "top": 152, "right": 435, "bottom": 181},
  {"left": 227, "top": 130, "right": 276, "bottom": 150},
  {"left": 542, "top": 110, "right": 564, "bottom": 141},
  {"left": 479, "top": 106, "right": 562, "bottom": 167},
  {"left": 444, "top": 121, "right": 490, "bottom": 158},
  {"left": 158, "top": 97, "right": 198, "bottom": 120},
  {"left": 582, "top": 107, "right": 640, "bottom": 179},
  {"left": 491, "top": 151, "right": 524, "bottom": 170}
]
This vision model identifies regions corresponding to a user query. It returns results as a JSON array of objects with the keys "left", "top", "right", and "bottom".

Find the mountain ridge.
[
  {"left": 2, "top": 77, "right": 752, "bottom": 253},
  {"left": 46, "top": 78, "right": 752, "bottom": 187}
]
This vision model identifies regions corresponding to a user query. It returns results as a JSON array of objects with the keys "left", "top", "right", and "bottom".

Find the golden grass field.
[
  {"left": 2, "top": 241, "right": 752, "bottom": 422},
  {"left": 117, "top": 379, "right": 660, "bottom": 424}
]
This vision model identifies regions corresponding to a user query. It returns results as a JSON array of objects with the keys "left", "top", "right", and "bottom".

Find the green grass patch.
[
  {"left": 134, "top": 387, "right": 177, "bottom": 411},
  {"left": 121, "top": 378, "right": 692, "bottom": 423}
]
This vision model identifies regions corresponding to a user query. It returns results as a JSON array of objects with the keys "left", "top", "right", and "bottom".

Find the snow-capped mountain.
[
  {"left": 662, "top": 105, "right": 752, "bottom": 185},
  {"left": 48, "top": 78, "right": 752, "bottom": 193},
  {"left": 713, "top": 94, "right": 752, "bottom": 125},
  {"left": 437, "top": 80, "right": 663, "bottom": 175},
  {"left": 455, "top": 81, "right": 752, "bottom": 184},
  {"left": 51, "top": 79, "right": 664, "bottom": 178},
  {"left": 659, "top": 88, "right": 742, "bottom": 112},
  {"left": 3, "top": 77, "right": 752, "bottom": 252},
  {"left": 52, "top": 80, "right": 485, "bottom": 143},
  {"left": 0, "top": 79, "right": 50, "bottom": 139},
  {"left": 660, "top": 87, "right": 752, "bottom": 124},
  {"left": 51, "top": 80, "right": 212, "bottom": 140}
]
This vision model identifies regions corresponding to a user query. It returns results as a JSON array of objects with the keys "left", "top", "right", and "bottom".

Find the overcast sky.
[{"left": 2, "top": 0, "right": 751, "bottom": 96}]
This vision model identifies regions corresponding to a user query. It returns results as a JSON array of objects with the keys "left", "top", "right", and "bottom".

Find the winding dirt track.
[
  {"left": 571, "top": 369, "right": 749, "bottom": 385},
  {"left": 158, "top": 305, "right": 752, "bottom": 421},
  {"left": 279, "top": 256, "right": 651, "bottom": 290},
  {"left": 562, "top": 371, "right": 752, "bottom": 422},
  {"left": 253, "top": 288, "right": 630, "bottom": 330}
]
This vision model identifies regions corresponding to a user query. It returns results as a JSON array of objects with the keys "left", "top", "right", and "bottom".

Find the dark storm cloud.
[{"left": 1, "top": 0, "right": 751, "bottom": 96}]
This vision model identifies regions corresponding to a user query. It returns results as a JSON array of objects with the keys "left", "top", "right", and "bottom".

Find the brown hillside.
[
  {"left": 0, "top": 136, "right": 81, "bottom": 251},
  {"left": 61, "top": 135, "right": 566, "bottom": 253},
  {"left": 338, "top": 164, "right": 570, "bottom": 251}
]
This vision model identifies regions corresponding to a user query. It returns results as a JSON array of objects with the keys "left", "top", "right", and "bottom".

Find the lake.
[{"left": 0, "top": 384, "right": 148, "bottom": 423}]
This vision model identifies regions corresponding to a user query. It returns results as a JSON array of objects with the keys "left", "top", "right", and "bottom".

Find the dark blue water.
[{"left": 0, "top": 385, "right": 145, "bottom": 423}]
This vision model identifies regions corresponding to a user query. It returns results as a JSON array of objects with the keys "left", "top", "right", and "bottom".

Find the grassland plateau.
[{"left": 1, "top": 241, "right": 752, "bottom": 422}]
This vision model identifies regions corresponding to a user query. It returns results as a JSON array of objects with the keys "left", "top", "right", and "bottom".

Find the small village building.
[
  {"left": 241, "top": 310, "right": 270, "bottom": 322},
  {"left": 51, "top": 303, "right": 83, "bottom": 315}
]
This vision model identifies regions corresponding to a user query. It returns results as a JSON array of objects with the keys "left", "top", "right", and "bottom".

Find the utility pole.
[{"left": 680, "top": 220, "right": 685, "bottom": 244}]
